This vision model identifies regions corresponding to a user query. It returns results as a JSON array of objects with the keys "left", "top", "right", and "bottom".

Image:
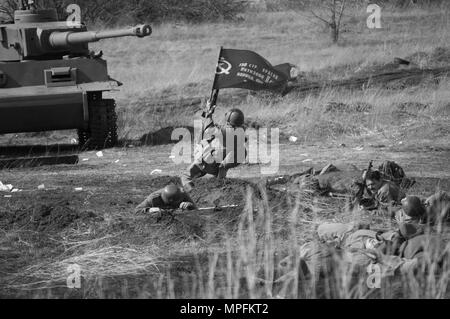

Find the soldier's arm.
[
  {"left": 201, "top": 100, "right": 217, "bottom": 139},
  {"left": 180, "top": 192, "right": 197, "bottom": 210},
  {"left": 135, "top": 190, "right": 161, "bottom": 213},
  {"left": 375, "top": 186, "right": 392, "bottom": 204}
]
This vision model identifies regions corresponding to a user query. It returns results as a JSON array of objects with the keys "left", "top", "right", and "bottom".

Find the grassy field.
[
  {"left": 88, "top": 5, "right": 450, "bottom": 143},
  {"left": 1, "top": 4, "right": 450, "bottom": 299}
]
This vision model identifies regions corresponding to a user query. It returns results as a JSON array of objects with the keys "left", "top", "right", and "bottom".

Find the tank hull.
[
  {"left": 0, "top": 8, "right": 151, "bottom": 150},
  {"left": 0, "top": 58, "right": 120, "bottom": 134}
]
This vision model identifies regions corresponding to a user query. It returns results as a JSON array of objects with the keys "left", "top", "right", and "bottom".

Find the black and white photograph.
[{"left": 0, "top": 0, "right": 449, "bottom": 302}]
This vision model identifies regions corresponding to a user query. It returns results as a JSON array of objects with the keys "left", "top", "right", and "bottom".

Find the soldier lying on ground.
[
  {"left": 267, "top": 161, "right": 411, "bottom": 204},
  {"left": 296, "top": 221, "right": 447, "bottom": 279},
  {"left": 296, "top": 238, "right": 416, "bottom": 281},
  {"left": 266, "top": 163, "right": 360, "bottom": 196},
  {"left": 316, "top": 219, "right": 425, "bottom": 258},
  {"left": 358, "top": 170, "right": 406, "bottom": 213},
  {"left": 181, "top": 100, "right": 247, "bottom": 192},
  {"left": 316, "top": 222, "right": 398, "bottom": 253},
  {"left": 395, "top": 192, "right": 450, "bottom": 226},
  {"left": 135, "top": 184, "right": 196, "bottom": 213},
  {"left": 392, "top": 223, "right": 449, "bottom": 274}
]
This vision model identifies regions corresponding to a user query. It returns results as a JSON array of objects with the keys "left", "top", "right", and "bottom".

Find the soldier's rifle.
[{"left": 351, "top": 160, "right": 374, "bottom": 206}]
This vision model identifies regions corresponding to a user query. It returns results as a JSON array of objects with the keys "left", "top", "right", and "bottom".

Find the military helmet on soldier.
[
  {"left": 161, "top": 185, "right": 183, "bottom": 205},
  {"left": 401, "top": 196, "right": 425, "bottom": 218},
  {"left": 225, "top": 109, "right": 245, "bottom": 128}
]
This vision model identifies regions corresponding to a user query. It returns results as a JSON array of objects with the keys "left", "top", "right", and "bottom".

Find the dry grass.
[
  {"left": 88, "top": 6, "right": 450, "bottom": 141},
  {"left": 3, "top": 180, "right": 448, "bottom": 299},
  {"left": 5, "top": 184, "right": 448, "bottom": 298}
]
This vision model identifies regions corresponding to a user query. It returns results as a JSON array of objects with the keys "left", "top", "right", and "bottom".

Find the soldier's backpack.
[{"left": 378, "top": 161, "right": 415, "bottom": 190}]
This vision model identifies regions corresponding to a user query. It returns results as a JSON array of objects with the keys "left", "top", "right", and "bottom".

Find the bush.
[
  {"left": 1, "top": 0, "right": 247, "bottom": 25},
  {"left": 55, "top": 0, "right": 247, "bottom": 25}
]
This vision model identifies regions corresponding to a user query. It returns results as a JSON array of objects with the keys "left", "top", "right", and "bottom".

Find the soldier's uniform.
[
  {"left": 314, "top": 224, "right": 388, "bottom": 272},
  {"left": 393, "top": 191, "right": 450, "bottom": 226},
  {"left": 374, "top": 180, "right": 405, "bottom": 206},
  {"left": 359, "top": 180, "right": 405, "bottom": 214},
  {"left": 312, "top": 222, "right": 426, "bottom": 276},
  {"left": 135, "top": 188, "right": 195, "bottom": 212},
  {"left": 424, "top": 191, "right": 450, "bottom": 224},
  {"left": 181, "top": 108, "right": 246, "bottom": 189},
  {"left": 317, "top": 222, "right": 363, "bottom": 245}
]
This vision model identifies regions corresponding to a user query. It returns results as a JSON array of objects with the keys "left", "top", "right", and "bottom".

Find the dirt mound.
[
  {"left": 139, "top": 175, "right": 280, "bottom": 209},
  {"left": 0, "top": 202, "right": 102, "bottom": 232},
  {"left": 140, "top": 176, "right": 291, "bottom": 239},
  {"left": 351, "top": 47, "right": 450, "bottom": 79},
  {"left": 189, "top": 178, "right": 255, "bottom": 208},
  {"left": 406, "top": 47, "right": 450, "bottom": 68},
  {"left": 139, "top": 126, "right": 195, "bottom": 146}
]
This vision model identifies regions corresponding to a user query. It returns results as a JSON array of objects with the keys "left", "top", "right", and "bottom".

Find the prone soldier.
[
  {"left": 135, "top": 184, "right": 196, "bottom": 214},
  {"left": 395, "top": 191, "right": 450, "bottom": 226}
]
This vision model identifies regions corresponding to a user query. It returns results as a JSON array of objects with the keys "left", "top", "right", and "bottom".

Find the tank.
[{"left": 0, "top": 1, "right": 152, "bottom": 149}]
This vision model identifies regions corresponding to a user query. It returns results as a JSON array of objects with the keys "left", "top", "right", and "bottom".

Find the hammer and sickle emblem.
[{"left": 216, "top": 57, "right": 232, "bottom": 75}]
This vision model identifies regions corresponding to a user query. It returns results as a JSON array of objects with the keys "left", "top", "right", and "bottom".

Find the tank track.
[{"left": 77, "top": 97, "right": 118, "bottom": 150}]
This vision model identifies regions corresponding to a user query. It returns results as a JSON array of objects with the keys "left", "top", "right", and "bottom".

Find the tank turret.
[
  {"left": 1, "top": 7, "right": 151, "bottom": 61},
  {"left": 0, "top": 1, "right": 152, "bottom": 149}
]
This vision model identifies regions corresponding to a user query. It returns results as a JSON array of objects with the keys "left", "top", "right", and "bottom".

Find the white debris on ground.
[
  {"left": 151, "top": 169, "right": 162, "bottom": 175},
  {"left": 289, "top": 136, "right": 298, "bottom": 143},
  {"left": 96, "top": 151, "right": 104, "bottom": 158},
  {"left": 0, "top": 181, "right": 14, "bottom": 192},
  {"left": 38, "top": 184, "right": 45, "bottom": 190},
  {"left": 74, "top": 187, "right": 83, "bottom": 192}
]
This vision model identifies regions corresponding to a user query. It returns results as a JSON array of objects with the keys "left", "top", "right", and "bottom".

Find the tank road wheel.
[
  {"left": 77, "top": 129, "right": 90, "bottom": 148},
  {"left": 78, "top": 98, "right": 118, "bottom": 150}
]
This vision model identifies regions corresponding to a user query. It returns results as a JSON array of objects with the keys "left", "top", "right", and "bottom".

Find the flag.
[{"left": 212, "top": 48, "right": 291, "bottom": 91}]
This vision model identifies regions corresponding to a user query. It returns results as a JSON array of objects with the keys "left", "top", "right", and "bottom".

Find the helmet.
[
  {"left": 225, "top": 109, "right": 245, "bottom": 128},
  {"left": 161, "top": 185, "right": 183, "bottom": 205},
  {"left": 401, "top": 196, "right": 425, "bottom": 218}
]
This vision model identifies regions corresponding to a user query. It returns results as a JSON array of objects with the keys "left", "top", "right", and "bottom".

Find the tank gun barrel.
[{"left": 49, "top": 24, "right": 152, "bottom": 48}]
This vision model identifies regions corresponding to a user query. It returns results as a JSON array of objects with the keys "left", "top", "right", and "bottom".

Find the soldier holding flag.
[
  {"left": 181, "top": 99, "right": 246, "bottom": 192},
  {"left": 181, "top": 47, "right": 294, "bottom": 191}
]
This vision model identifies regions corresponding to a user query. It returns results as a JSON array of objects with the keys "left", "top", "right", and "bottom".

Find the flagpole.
[{"left": 209, "top": 46, "right": 223, "bottom": 106}]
